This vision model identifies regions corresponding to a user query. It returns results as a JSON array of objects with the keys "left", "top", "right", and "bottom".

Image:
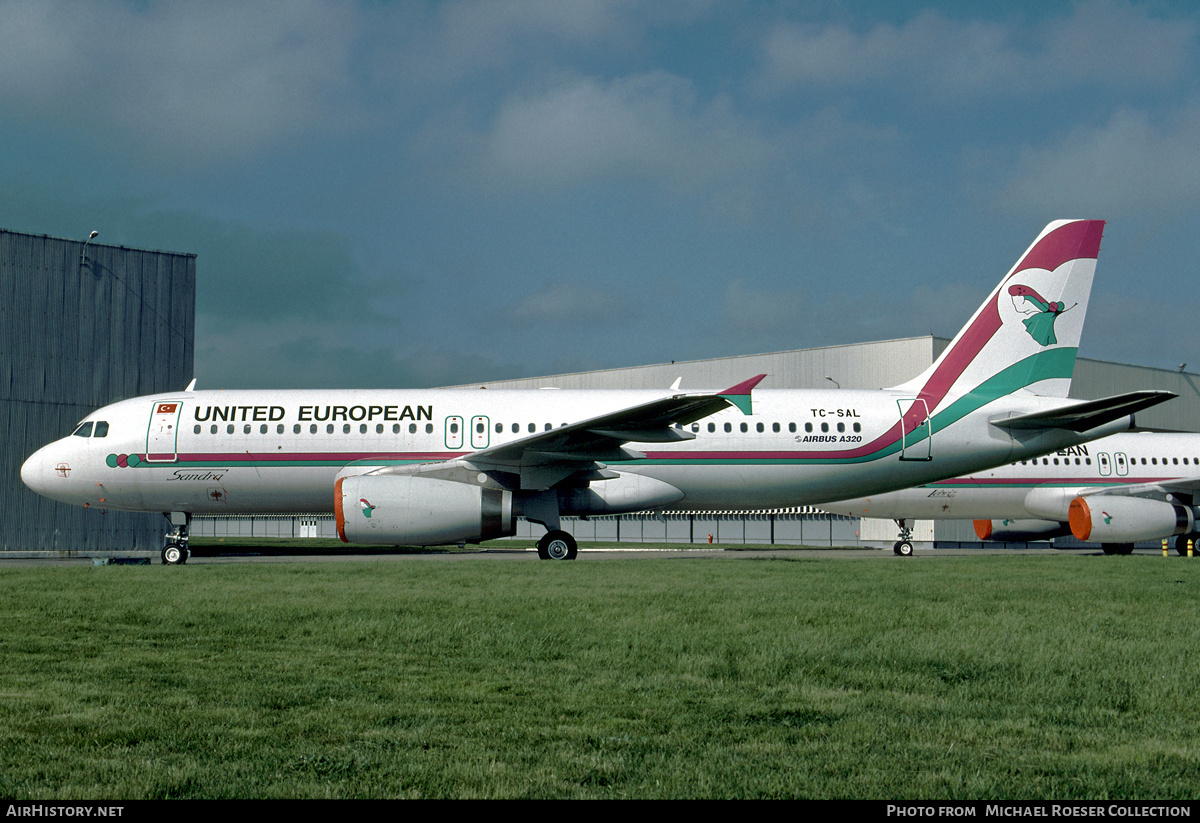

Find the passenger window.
[
  {"left": 837, "top": 422, "right": 845, "bottom": 433},
  {"left": 740, "top": 423, "right": 748, "bottom": 433},
  {"left": 211, "top": 425, "right": 218, "bottom": 434},
  {"left": 194, "top": 425, "right": 201, "bottom": 435},
  {"left": 310, "top": 424, "right": 318, "bottom": 434},
  {"left": 708, "top": 423, "right": 715, "bottom": 432},
  {"left": 73, "top": 422, "right": 93, "bottom": 438},
  {"left": 772, "top": 423, "right": 780, "bottom": 433},
  {"left": 294, "top": 424, "right": 301, "bottom": 434},
  {"left": 821, "top": 423, "right": 829, "bottom": 433},
  {"left": 724, "top": 423, "right": 732, "bottom": 433},
  {"left": 805, "top": 423, "right": 813, "bottom": 433},
  {"left": 853, "top": 423, "right": 861, "bottom": 433},
  {"left": 409, "top": 424, "right": 417, "bottom": 434},
  {"left": 260, "top": 425, "right": 268, "bottom": 434},
  {"left": 757, "top": 423, "right": 764, "bottom": 433}
]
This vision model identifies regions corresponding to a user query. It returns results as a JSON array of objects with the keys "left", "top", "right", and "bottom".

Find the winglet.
[{"left": 719, "top": 374, "right": 766, "bottom": 415}]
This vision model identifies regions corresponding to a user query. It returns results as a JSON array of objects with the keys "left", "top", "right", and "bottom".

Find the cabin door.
[
  {"left": 146, "top": 401, "right": 183, "bottom": 463},
  {"left": 897, "top": 398, "right": 932, "bottom": 461}
]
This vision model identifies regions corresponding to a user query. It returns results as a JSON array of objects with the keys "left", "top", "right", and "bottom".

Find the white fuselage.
[
  {"left": 21, "top": 386, "right": 1135, "bottom": 516},
  {"left": 823, "top": 431, "right": 1200, "bottom": 521}
]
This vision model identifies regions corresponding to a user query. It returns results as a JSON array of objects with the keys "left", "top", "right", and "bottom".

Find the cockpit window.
[
  {"left": 93, "top": 421, "right": 109, "bottom": 438},
  {"left": 73, "top": 422, "right": 94, "bottom": 438}
]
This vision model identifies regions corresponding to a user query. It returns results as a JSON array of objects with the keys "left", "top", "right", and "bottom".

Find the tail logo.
[
  {"left": 1008, "top": 284, "right": 1076, "bottom": 347},
  {"left": 360, "top": 498, "right": 376, "bottom": 518}
]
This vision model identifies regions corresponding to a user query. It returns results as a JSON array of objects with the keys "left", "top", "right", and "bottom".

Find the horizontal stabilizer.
[{"left": 990, "top": 390, "right": 1175, "bottom": 433}]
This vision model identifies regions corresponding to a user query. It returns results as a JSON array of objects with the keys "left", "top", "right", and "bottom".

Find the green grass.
[{"left": 1, "top": 554, "right": 1198, "bottom": 798}]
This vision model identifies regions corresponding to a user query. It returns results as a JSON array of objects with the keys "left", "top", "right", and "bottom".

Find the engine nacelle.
[
  {"left": 1068, "top": 495, "right": 1196, "bottom": 543},
  {"left": 974, "top": 519, "right": 1071, "bottom": 541},
  {"left": 336, "top": 473, "right": 515, "bottom": 545},
  {"left": 1023, "top": 486, "right": 1088, "bottom": 521},
  {"left": 558, "top": 473, "right": 684, "bottom": 516}
]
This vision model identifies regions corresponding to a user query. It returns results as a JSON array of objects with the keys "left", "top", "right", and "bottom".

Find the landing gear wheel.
[
  {"left": 161, "top": 542, "right": 187, "bottom": 565},
  {"left": 537, "top": 530, "right": 578, "bottom": 560},
  {"left": 892, "top": 519, "right": 914, "bottom": 556}
]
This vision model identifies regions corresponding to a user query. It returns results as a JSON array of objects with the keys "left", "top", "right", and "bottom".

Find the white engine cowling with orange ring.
[
  {"left": 1068, "top": 495, "right": 1196, "bottom": 543},
  {"left": 336, "top": 474, "right": 515, "bottom": 545},
  {"left": 973, "top": 519, "right": 1071, "bottom": 541}
]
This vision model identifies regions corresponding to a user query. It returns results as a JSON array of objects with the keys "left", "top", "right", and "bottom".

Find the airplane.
[
  {"left": 21, "top": 219, "right": 1175, "bottom": 563},
  {"left": 823, "top": 430, "right": 1200, "bottom": 556}
]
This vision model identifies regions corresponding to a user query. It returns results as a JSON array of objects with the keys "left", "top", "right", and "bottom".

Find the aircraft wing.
[
  {"left": 462, "top": 375, "right": 766, "bottom": 488},
  {"left": 989, "top": 390, "right": 1175, "bottom": 433}
]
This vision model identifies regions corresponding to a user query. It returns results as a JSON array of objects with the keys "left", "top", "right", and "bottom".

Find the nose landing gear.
[{"left": 161, "top": 512, "right": 192, "bottom": 565}]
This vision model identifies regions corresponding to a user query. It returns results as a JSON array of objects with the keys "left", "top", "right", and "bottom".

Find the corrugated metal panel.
[
  {"left": 1070, "top": 358, "right": 1198, "bottom": 432},
  {"left": 447, "top": 336, "right": 939, "bottom": 391},
  {"left": 2, "top": 229, "right": 196, "bottom": 551}
]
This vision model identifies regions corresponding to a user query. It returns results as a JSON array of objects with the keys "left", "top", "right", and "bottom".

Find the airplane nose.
[{"left": 20, "top": 448, "right": 47, "bottom": 495}]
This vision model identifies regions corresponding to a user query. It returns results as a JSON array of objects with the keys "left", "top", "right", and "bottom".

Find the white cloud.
[
  {"left": 481, "top": 72, "right": 777, "bottom": 191},
  {"left": 384, "top": 0, "right": 713, "bottom": 88},
  {"left": 507, "top": 281, "right": 631, "bottom": 325},
  {"left": 0, "top": 0, "right": 361, "bottom": 166},
  {"left": 756, "top": 1, "right": 1196, "bottom": 98},
  {"left": 996, "top": 103, "right": 1200, "bottom": 217}
]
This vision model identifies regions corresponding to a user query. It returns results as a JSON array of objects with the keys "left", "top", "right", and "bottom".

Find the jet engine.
[
  {"left": 973, "top": 519, "right": 1071, "bottom": 541},
  {"left": 1068, "top": 495, "right": 1196, "bottom": 543},
  {"left": 336, "top": 473, "right": 514, "bottom": 545}
]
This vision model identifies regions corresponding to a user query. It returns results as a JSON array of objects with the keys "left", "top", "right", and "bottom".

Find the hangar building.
[{"left": 2, "top": 229, "right": 195, "bottom": 554}]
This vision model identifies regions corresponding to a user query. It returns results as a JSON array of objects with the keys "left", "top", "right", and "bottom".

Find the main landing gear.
[
  {"left": 892, "top": 519, "right": 914, "bottom": 557},
  {"left": 162, "top": 512, "right": 191, "bottom": 565},
  {"left": 537, "top": 530, "right": 578, "bottom": 560}
]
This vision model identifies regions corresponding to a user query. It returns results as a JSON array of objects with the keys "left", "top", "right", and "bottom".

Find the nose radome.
[{"left": 20, "top": 448, "right": 46, "bottom": 495}]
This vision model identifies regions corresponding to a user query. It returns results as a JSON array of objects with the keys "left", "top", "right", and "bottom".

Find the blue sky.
[{"left": 2, "top": 0, "right": 1197, "bottom": 389}]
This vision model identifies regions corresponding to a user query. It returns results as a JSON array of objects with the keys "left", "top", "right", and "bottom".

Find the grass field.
[{"left": 2, "top": 549, "right": 1198, "bottom": 799}]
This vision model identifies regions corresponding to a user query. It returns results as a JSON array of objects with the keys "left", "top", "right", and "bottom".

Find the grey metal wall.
[
  {"left": 2, "top": 229, "right": 195, "bottom": 552},
  {"left": 450, "top": 336, "right": 940, "bottom": 392}
]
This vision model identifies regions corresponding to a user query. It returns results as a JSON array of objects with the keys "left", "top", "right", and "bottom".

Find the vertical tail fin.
[{"left": 891, "top": 220, "right": 1104, "bottom": 414}]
